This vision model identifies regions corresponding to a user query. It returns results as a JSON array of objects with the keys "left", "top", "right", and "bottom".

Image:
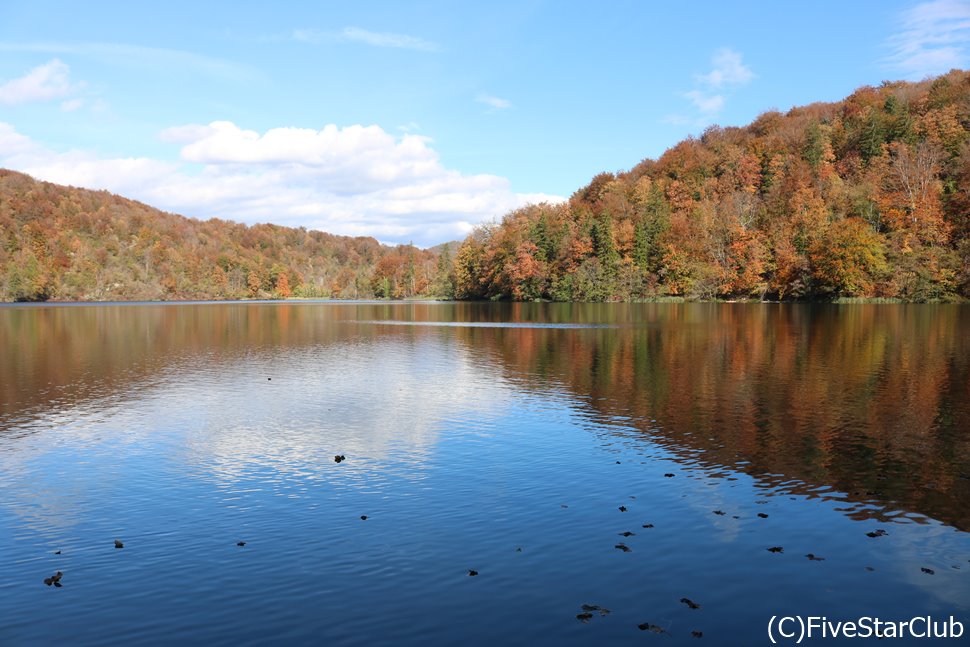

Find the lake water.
[{"left": 1, "top": 302, "right": 968, "bottom": 645}]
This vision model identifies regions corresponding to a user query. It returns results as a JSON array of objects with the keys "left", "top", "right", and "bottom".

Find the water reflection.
[{"left": 2, "top": 302, "right": 969, "bottom": 532}]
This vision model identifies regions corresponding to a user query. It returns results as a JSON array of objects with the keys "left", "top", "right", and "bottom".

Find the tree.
[
  {"left": 275, "top": 271, "right": 291, "bottom": 299},
  {"left": 247, "top": 270, "right": 262, "bottom": 298},
  {"left": 809, "top": 218, "right": 887, "bottom": 296},
  {"left": 430, "top": 246, "right": 456, "bottom": 299}
]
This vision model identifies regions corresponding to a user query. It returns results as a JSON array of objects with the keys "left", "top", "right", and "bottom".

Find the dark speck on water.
[
  {"left": 237, "top": 541, "right": 246, "bottom": 547},
  {"left": 664, "top": 473, "right": 675, "bottom": 478},
  {"left": 867, "top": 529, "right": 888, "bottom": 538},
  {"left": 642, "top": 523, "right": 654, "bottom": 528},
  {"left": 114, "top": 540, "right": 124, "bottom": 549},
  {"left": 767, "top": 546, "right": 784, "bottom": 553},
  {"left": 467, "top": 570, "right": 478, "bottom": 577},
  {"left": 360, "top": 515, "right": 368, "bottom": 521},
  {"left": 576, "top": 612, "right": 593, "bottom": 623},
  {"left": 618, "top": 506, "right": 627, "bottom": 512},
  {"left": 43, "top": 571, "right": 63, "bottom": 588},
  {"left": 921, "top": 567, "right": 935, "bottom": 575},
  {"left": 713, "top": 510, "right": 725, "bottom": 516},
  {"left": 638, "top": 623, "right": 667, "bottom": 634},
  {"left": 757, "top": 513, "right": 769, "bottom": 519},
  {"left": 805, "top": 553, "right": 825, "bottom": 561},
  {"left": 334, "top": 455, "right": 346, "bottom": 463},
  {"left": 580, "top": 604, "right": 610, "bottom": 616},
  {"left": 681, "top": 597, "right": 701, "bottom": 610},
  {"left": 619, "top": 531, "right": 635, "bottom": 537},
  {"left": 692, "top": 630, "right": 704, "bottom": 638}
]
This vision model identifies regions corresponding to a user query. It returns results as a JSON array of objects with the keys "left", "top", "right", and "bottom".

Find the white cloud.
[
  {"left": 885, "top": 0, "right": 970, "bottom": 78},
  {"left": 60, "top": 97, "right": 84, "bottom": 112},
  {"left": 0, "top": 59, "right": 74, "bottom": 105},
  {"left": 696, "top": 48, "right": 754, "bottom": 88},
  {"left": 341, "top": 27, "right": 439, "bottom": 51},
  {"left": 0, "top": 120, "right": 563, "bottom": 247},
  {"left": 683, "top": 90, "right": 724, "bottom": 113},
  {"left": 0, "top": 42, "right": 259, "bottom": 82},
  {"left": 476, "top": 93, "right": 512, "bottom": 110},
  {"left": 290, "top": 27, "right": 439, "bottom": 52},
  {"left": 672, "top": 48, "right": 753, "bottom": 127}
]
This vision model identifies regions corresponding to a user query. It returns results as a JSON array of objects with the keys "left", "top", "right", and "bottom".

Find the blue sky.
[{"left": 1, "top": 0, "right": 969, "bottom": 246}]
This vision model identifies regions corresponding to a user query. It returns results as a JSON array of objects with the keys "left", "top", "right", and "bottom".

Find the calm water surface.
[{"left": 1, "top": 302, "right": 968, "bottom": 645}]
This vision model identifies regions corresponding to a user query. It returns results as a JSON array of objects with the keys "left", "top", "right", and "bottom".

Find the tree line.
[
  {"left": 0, "top": 170, "right": 456, "bottom": 302},
  {"left": 454, "top": 70, "right": 970, "bottom": 302}
]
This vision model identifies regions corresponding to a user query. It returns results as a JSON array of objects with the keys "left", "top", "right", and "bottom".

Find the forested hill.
[
  {"left": 454, "top": 70, "right": 970, "bottom": 302},
  {"left": 0, "top": 170, "right": 455, "bottom": 301}
]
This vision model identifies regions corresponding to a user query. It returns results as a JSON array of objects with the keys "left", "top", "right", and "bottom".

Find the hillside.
[
  {"left": 454, "top": 70, "right": 970, "bottom": 302},
  {"left": 0, "top": 170, "right": 454, "bottom": 301}
]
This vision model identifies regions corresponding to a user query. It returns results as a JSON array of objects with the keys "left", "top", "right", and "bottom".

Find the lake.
[{"left": 1, "top": 302, "right": 968, "bottom": 645}]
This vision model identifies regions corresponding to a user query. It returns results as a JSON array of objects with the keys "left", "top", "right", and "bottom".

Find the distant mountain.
[
  {"left": 0, "top": 169, "right": 453, "bottom": 301},
  {"left": 453, "top": 70, "right": 970, "bottom": 302}
]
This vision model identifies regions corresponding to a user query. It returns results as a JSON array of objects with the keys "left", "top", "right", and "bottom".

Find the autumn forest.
[{"left": 3, "top": 70, "right": 970, "bottom": 302}]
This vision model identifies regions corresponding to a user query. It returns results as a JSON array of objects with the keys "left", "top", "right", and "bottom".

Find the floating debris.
[
  {"left": 805, "top": 553, "right": 825, "bottom": 561},
  {"left": 865, "top": 566, "right": 876, "bottom": 572},
  {"left": 576, "top": 612, "right": 594, "bottom": 623},
  {"left": 712, "top": 510, "right": 725, "bottom": 516},
  {"left": 642, "top": 523, "right": 654, "bottom": 528},
  {"left": 619, "top": 531, "right": 635, "bottom": 537},
  {"left": 618, "top": 506, "right": 627, "bottom": 512},
  {"left": 615, "top": 543, "right": 632, "bottom": 552},
  {"left": 114, "top": 539, "right": 124, "bottom": 549},
  {"left": 360, "top": 515, "right": 368, "bottom": 521},
  {"left": 757, "top": 513, "right": 769, "bottom": 519},
  {"left": 664, "top": 473, "right": 675, "bottom": 478},
  {"left": 334, "top": 455, "right": 346, "bottom": 463},
  {"left": 581, "top": 604, "right": 611, "bottom": 616},
  {"left": 53, "top": 550, "right": 61, "bottom": 555},
  {"left": 560, "top": 504, "right": 569, "bottom": 508},
  {"left": 616, "top": 461, "right": 621, "bottom": 464},
  {"left": 921, "top": 567, "right": 935, "bottom": 575},
  {"left": 692, "top": 630, "right": 704, "bottom": 638},
  {"left": 866, "top": 529, "right": 888, "bottom": 538},
  {"left": 267, "top": 377, "right": 271, "bottom": 381},
  {"left": 732, "top": 515, "right": 740, "bottom": 519},
  {"left": 515, "top": 547, "right": 522, "bottom": 552},
  {"left": 638, "top": 623, "right": 667, "bottom": 634},
  {"left": 680, "top": 597, "right": 701, "bottom": 610},
  {"left": 767, "top": 546, "right": 784, "bottom": 553},
  {"left": 237, "top": 541, "right": 246, "bottom": 547},
  {"left": 468, "top": 569, "right": 478, "bottom": 577}
]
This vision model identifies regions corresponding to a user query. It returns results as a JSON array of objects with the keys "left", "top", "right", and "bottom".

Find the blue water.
[{"left": 1, "top": 302, "right": 968, "bottom": 645}]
